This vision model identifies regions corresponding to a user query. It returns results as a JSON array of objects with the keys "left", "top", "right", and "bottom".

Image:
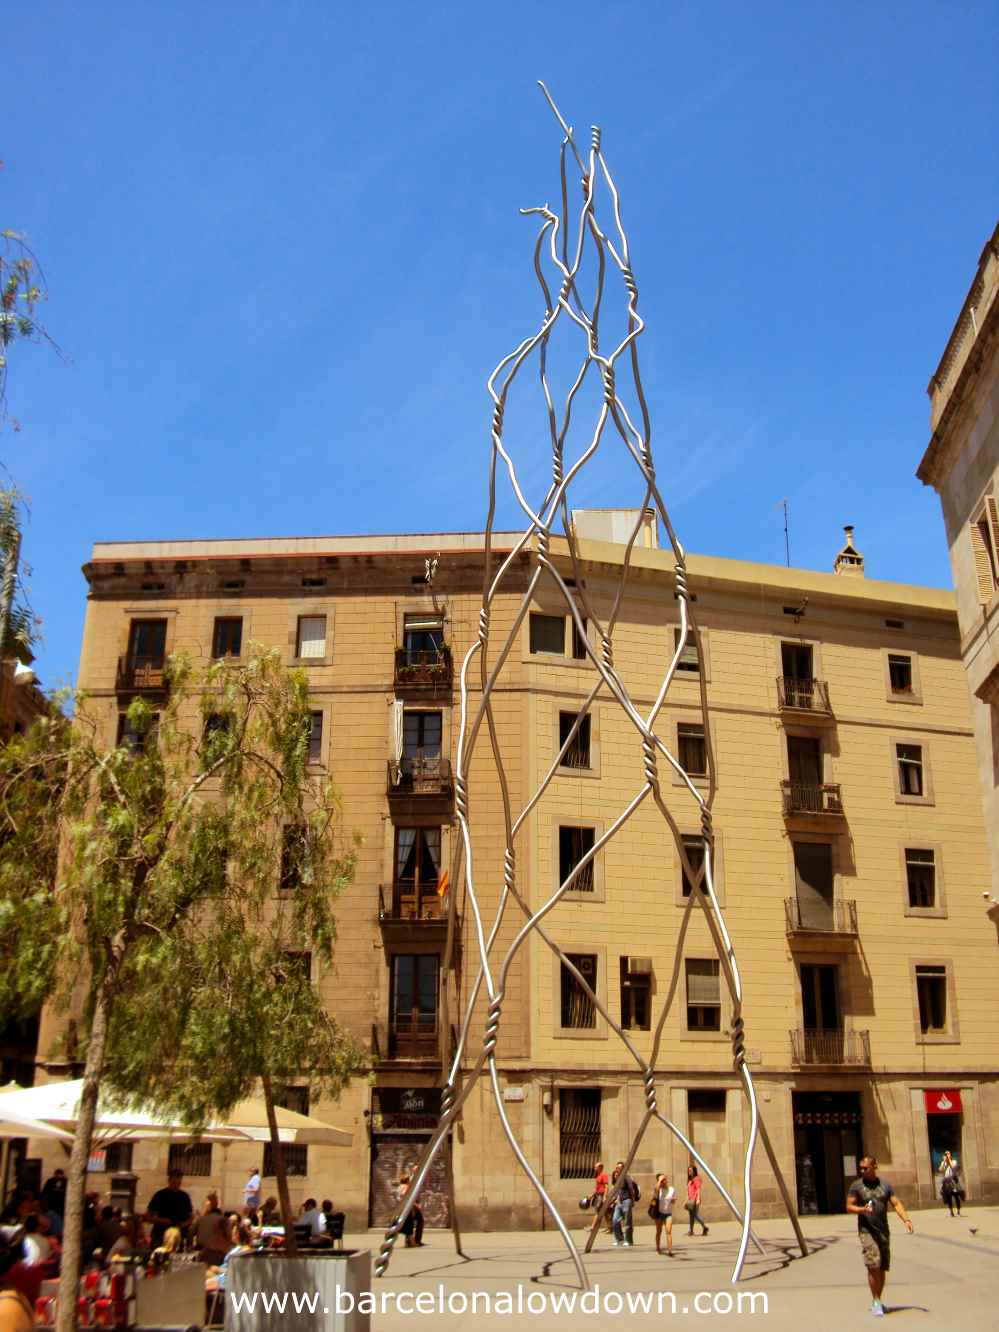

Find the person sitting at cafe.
[
  {"left": 95, "top": 1206, "right": 123, "bottom": 1262},
  {"left": 107, "top": 1216, "right": 141, "bottom": 1265},
  {"left": 0, "top": 1232, "right": 40, "bottom": 1332},
  {"left": 150, "top": 1227, "right": 183, "bottom": 1270},
  {"left": 259, "top": 1197, "right": 279, "bottom": 1226},
  {"left": 18, "top": 1218, "right": 50, "bottom": 1269},
  {"left": 298, "top": 1198, "right": 325, "bottom": 1240},
  {"left": 195, "top": 1195, "right": 230, "bottom": 1266},
  {"left": 205, "top": 1220, "right": 254, "bottom": 1295}
]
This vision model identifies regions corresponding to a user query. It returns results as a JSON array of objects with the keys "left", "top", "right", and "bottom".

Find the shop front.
[
  {"left": 792, "top": 1090, "right": 863, "bottom": 1215},
  {"left": 369, "top": 1086, "right": 452, "bottom": 1228},
  {"left": 924, "top": 1088, "right": 963, "bottom": 1189}
]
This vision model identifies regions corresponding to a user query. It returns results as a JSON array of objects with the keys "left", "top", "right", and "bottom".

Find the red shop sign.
[{"left": 924, "top": 1089, "right": 962, "bottom": 1115}]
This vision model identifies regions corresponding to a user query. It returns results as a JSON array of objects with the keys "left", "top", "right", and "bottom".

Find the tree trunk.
[
  {"left": 56, "top": 969, "right": 115, "bottom": 1332},
  {"left": 261, "top": 1073, "right": 297, "bottom": 1257}
]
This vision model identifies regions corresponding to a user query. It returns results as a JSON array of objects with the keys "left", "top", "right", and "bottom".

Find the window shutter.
[
  {"left": 298, "top": 616, "right": 326, "bottom": 658},
  {"left": 971, "top": 516, "right": 997, "bottom": 603},
  {"left": 988, "top": 498, "right": 999, "bottom": 574},
  {"left": 686, "top": 959, "right": 719, "bottom": 1004}
]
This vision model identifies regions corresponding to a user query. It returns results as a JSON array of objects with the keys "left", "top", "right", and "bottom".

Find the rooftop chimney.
[{"left": 833, "top": 525, "right": 865, "bottom": 577}]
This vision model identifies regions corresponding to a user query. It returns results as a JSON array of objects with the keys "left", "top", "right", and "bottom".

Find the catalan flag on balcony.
[{"left": 436, "top": 867, "right": 450, "bottom": 898}]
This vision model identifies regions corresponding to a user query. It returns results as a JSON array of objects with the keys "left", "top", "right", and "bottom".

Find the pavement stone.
[{"left": 335, "top": 1205, "right": 999, "bottom": 1330}]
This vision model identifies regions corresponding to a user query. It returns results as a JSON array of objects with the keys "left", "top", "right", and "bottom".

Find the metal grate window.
[
  {"left": 559, "top": 826, "right": 595, "bottom": 891},
  {"left": 561, "top": 953, "right": 597, "bottom": 1028},
  {"left": 559, "top": 1088, "right": 601, "bottom": 1178},
  {"left": 558, "top": 711, "right": 591, "bottom": 768},
  {"left": 263, "top": 1143, "right": 308, "bottom": 1176},
  {"left": 168, "top": 1142, "right": 213, "bottom": 1177}
]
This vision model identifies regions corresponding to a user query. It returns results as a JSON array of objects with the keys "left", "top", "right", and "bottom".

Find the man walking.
[
  {"left": 846, "top": 1155, "right": 913, "bottom": 1317},
  {"left": 610, "top": 1160, "right": 637, "bottom": 1248}
]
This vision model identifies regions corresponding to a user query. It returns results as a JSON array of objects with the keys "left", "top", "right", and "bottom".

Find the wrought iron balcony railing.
[
  {"left": 784, "top": 897, "right": 858, "bottom": 936},
  {"left": 394, "top": 646, "right": 453, "bottom": 691},
  {"left": 777, "top": 676, "right": 832, "bottom": 714},
  {"left": 386, "top": 753, "right": 453, "bottom": 798},
  {"left": 781, "top": 780, "right": 844, "bottom": 816},
  {"left": 378, "top": 883, "right": 447, "bottom": 925},
  {"left": 790, "top": 1028, "right": 871, "bottom": 1067},
  {"left": 116, "top": 655, "right": 168, "bottom": 692}
]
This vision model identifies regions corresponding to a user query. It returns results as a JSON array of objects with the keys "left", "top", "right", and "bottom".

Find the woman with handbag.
[
  {"left": 938, "top": 1152, "right": 963, "bottom": 1217},
  {"left": 685, "top": 1165, "right": 709, "bottom": 1236},
  {"left": 650, "top": 1173, "right": 676, "bottom": 1255}
]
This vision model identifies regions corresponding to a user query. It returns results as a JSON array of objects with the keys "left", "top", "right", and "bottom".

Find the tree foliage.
[
  {"left": 0, "top": 647, "right": 364, "bottom": 1326},
  {"left": 0, "top": 229, "right": 57, "bottom": 433}
]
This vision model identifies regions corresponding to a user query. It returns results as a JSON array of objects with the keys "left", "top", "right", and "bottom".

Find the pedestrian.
[
  {"left": 846, "top": 1154, "right": 913, "bottom": 1318},
  {"left": 651, "top": 1172, "right": 676, "bottom": 1255},
  {"left": 685, "top": 1165, "right": 708, "bottom": 1235},
  {"left": 244, "top": 1168, "right": 262, "bottom": 1216},
  {"left": 610, "top": 1161, "right": 637, "bottom": 1247},
  {"left": 938, "top": 1151, "right": 963, "bottom": 1217},
  {"left": 397, "top": 1173, "right": 424, "bottom": 1247},
  {"left": 592, "top": 1160, "right": 612, "bottom": 1234},
  {"left": 144, "top": 1170, "right": 193, "bottom": 1249}
]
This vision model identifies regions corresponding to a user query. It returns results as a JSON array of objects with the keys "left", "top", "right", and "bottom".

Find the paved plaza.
[{"left": 344, "top": 1205, "right": 999, "bottom": 1330}]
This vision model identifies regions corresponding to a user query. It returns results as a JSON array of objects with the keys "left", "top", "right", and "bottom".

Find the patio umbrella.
[
  {"left": 219, "top": 1098, "right": 352, "bottom": 1147},
  {"left": 0, "top": 1105, "right": 74, "bottom": 1141},
  {"left": 0, "top": 1081, "right": 248, "bottom": 1144}
]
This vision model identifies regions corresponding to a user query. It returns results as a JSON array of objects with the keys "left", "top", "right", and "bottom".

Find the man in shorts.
[{"left": 846, "top": 1155, "right": 913, "bottom": 1317}]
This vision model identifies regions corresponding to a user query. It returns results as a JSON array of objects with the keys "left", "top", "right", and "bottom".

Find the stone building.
[
  {"left": 917, "top": 221, "right": 999, "bottom": 917},
  {"left": 32, "top": 517, "right": 997, "bottom": 1226}
]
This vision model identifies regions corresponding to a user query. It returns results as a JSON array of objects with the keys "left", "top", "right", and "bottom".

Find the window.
[
  {"left": 787, "top": 735, "right": 822, "bottom": 786},
  {"left": 279, "top": 826, "right": 311, "bottom": 896},
  {"left": 279, "top": 951, "right": 312, "bottom": 984},
  {"left": 127, "top": 618, "right": 167, "bottom": 670},
  {"left": 897, "top": 744, "right": 924, "bottom": 797},
  {"left": 394, "top": 827, "right": 443, "bottom": 917},
  {"left": 558, "top": 711, "right": 591, "bottom": 769},
  {"left": 212, "top": 616, "right": 243, "bottom": 659},
  {"left": 403, "top": 614, "right": 444, "bottom": 656},
  {"left": 559, "top": 1088, "right": 601, "bottom": 1179},
  {"left": 103, "top": 1143, "right": 133, "bottom": 1172},
  {"left": 685, "top": 958, "right": 721, "bottom": 1031},
  {"left": 561, "top": 953, "right": 597, "bottom": 1028},
  {"left": 278, "top": 1086, "right": 310, "bottom": 1116},
  {"left": 203, "top": 712, "right": 232, "bottom": 741},
  {"left": 116, "top": 710, "right": 159, "bottom": 754},
  {"left": 677, "top": 722, "right": 707, "bottom": 777},
  {"left": 916, "top": 965, "right": 947, "bottom": 1034},
  {"left": 530, "top": 613, "right": 565, "bottom": 655},
  {"left": 168, "top": 1143, "right": 212, "bottom": 1176},
  {"left": 263, "top": 1143, "right": 308, "bottom": 1176},
  {"left": 970, "top": 497, "right": 999, "bottom": 602},
  {"left": 674, "top": 627, "right": 699, "bottom": 673},
  {"left": 620, "top": 957, "right": 651, "bottom": 1031},
  {"left": 680, "top": 835, "right": 706, "bottom": 897},
  {"left": 308, "top": 710, "right": 324, "bottom": 764},
  {"left": 888, "top": 653, "right": 913, "bottom": 694},
  {"left": 391, "top": 954, "right": 439, "bottom": 1049},
  {"left": 781, "top": 642, "right": 813, "bottom": 680},
  {"left": 905, "top": 849, "right": 936, "bottom": 909},
  {"left": 570, "top": 617, "right": 588, "bottom": 661},
  {"left": 559, "top": 825, "right": 595, "bottom": 892},
  {"left": 792, "top": 842, "right": 834, "bottom": 930},
  {"left": 403, "top": 710, "right": 442, "bottom": 765},
  {"left": 296, "top": 615, "right": 327, "bottom": 659}
]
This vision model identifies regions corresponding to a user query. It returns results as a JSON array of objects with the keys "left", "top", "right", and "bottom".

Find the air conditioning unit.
[{"left": 627, "top": 956, "right": 653, "bottom": 975}]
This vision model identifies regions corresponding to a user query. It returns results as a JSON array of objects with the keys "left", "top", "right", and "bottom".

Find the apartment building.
[
  {"left": 31, "top": 518, "right": 997, "bottom": 1228},
  {"left": 918, "top": 220, "right": 999, "bottom": 912}
]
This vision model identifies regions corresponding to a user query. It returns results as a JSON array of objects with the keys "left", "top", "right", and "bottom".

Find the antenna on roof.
[{"left": 776, "top": 498, "right": 791, "bottom": 567}]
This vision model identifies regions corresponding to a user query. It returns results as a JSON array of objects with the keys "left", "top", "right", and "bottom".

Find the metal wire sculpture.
[{"left": 375, "top": 84, "right": 807, "bottom": 1288}]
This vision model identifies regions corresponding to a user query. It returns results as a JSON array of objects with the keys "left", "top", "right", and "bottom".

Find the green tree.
[
  {"left": 1, "top": 229, "right": 57, "bottom": 433},
  {"left": 0, "top": 488, "right": 37, "bottom": 664},
  {"left": 0, "top": 649, "right": 362, "bottom": 1330}
]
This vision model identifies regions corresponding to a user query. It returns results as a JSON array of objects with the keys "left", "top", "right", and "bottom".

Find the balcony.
[
  {"left": 386, "top": 754, "right": 454, "bottom": 815},
  {"left": 776, "top": 676, "right": 832, "bottom": 718},
  {"left": 370, "top": 1017, "right": 441, "bottom": 1063},
  {"left": 378, "top": 884, "right": 451, "bottom": 944},
  {"left": 781, "top": 781, "right": 844, "bottom": 818},
  {"left": 394, "top": 647, "right": 453, "bottom": 693},
  {"left": 785, "top": 897, "right": 858, "bottom": 944},
  {"left": 116, "top": 655, "right": 168, "bottom": 694},
  {"left": 790, "top": 1028, "right": 871, "bottom": 1068}
]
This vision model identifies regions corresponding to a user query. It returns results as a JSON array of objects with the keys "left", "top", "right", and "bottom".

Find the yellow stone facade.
[{"left": 33, "top": 523, "right": 998, "bottom": 1230}]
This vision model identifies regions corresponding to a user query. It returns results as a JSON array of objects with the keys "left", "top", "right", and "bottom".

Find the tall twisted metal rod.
[{"left": 374, "top": 83, "right": 807, "bottom": 1288}]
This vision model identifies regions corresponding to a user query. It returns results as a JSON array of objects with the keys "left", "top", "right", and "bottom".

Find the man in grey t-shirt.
[{"left": 846, "top": 1156, "right": 913, "bottom": 1317}]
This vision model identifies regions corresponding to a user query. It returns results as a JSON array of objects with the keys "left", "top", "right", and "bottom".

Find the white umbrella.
[
  {"left": 0, "top": 1081, "right": 248, "bottom": 1144},
  {"left": 0, "top": 1105, "right": 74, "bottom": 1141},
  {"left": 220, "top": 1097, "right": 352, "bottom": 1147}
]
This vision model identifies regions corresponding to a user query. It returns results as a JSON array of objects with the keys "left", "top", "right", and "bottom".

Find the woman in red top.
[
  {"left": 592, "top": 1161, "right": 612, "bottom": 1233},
  {"left": 685, "top": 1166, "right": 709, "bottom": 1236}
]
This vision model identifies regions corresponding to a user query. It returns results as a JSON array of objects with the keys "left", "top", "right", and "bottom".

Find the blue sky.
[{"left": 4, "top": 1, "right": 997, "bottom": 689}]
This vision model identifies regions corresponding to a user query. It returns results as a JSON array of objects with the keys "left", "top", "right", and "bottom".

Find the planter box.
[
  {"left": 225, "top": 1250, "right": 371, "bottom": 1332},
  {"left": 135, "top": 1262, "right": 207, "bottom": 1328}
]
